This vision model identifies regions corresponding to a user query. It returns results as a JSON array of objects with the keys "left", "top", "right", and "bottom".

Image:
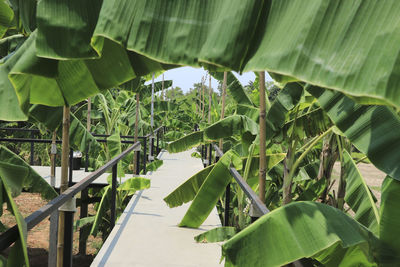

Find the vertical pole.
[
  {"left": 156, "top": 131, "right": 160, "bottom": 155},
  {"left": 69, "top": 149, "right": 73, "bottom": 187},
  {"left": 57, "top": 105, "right": 70, "bottom": 267},
  {"left": 133, "top": 93, "right": 140, "bottom": 173},
  {"left": 110, "top": 164, "right": 117, "bottom": 229},
  {"left": 208, "top": 144, "right": 212, "bottom": 166},
  {"left": 63, "top": 211, "right": 74, "bottom": 267},
  {"left": 79, "top": 188, "right": 88, "bottom": 255},
  {"left": 202, "top": 76, "right": 205, "bottom": 121},
  {"left": 208, "top": 74, "right": 212, "bottom": 124},
  {"left": 219, "top": 72, "right": 227, "bottom": 150},
  {"left": 161, "top": 74, "right": 165, "bottom": 101},
  {"left": 259, "top": 71, "right": 266, "bottom": 203},
  {"left": 135, "top": 150, "right": 140, "bottom": 175},
  {"left": 50, "top": 131, "right": 57, "bottom": 187},
  {"left": 151, "top": 73, "right": 155, "bottom": 128},
  {"left": 48, "top": 210, "right": 59, "bottom": 267},
  {"left": 85, "top": 98, "right": 91, "bottom": 173},
  {"left": 30, "top": 130, "right": 34, "bottom": 165},
  {"left": 143, "top": 138, "right": 147, "bottom": 174}
]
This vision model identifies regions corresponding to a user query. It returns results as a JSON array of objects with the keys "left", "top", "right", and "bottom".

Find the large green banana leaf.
[
  {"left": 179, "top": 151, "right": 236, "bottom": 228},
  {"left": 342, "top": 151, "right": 379, "bottom": 234},
  {"left": 168, "top": 115, "right": 258, "bottom": 153},
  {"left": 0, "top": 1, "right": 13, "bottom": 38},
  {"left": 0, "top": 146, "right": 58, "bottom": 266},
  {"left": 1, "top": 0, "right": 400, "bottom": 118},
  {"left": 164, "top": 164, "right": 214, "bottom": 208},
  {"left": 308, "top": 86, "right": 400, "bottom": 182},
  {"left": 222, "top": 202, "right": 377, "bottom": 267},
  {"left": 210, "top": 71, "right": 253, "bottom": 106},
  {"left": 167, "top": 131, "right": 204, "bottom": 153},
  {"left": 9, "top": 0, "right": 37, "bottom": 33},
  {"left": 379, "top": 177, "right": 400, "bottom": 265},
  {"left": 194, "top": 226, "right": 237, "bottom": 243},
  {"left": 266, "top": 83, "right": 303, "bottom": 141}
]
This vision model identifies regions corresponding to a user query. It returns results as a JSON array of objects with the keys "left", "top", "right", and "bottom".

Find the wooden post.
[
  {"left": 151, "top": 73, "right": 155, "bottom": 128},
  {"left": 48, "top": 130, "right": 58, "bottom": 266},
  {"left": 57, "top": 105, "right": 70, "bottom": 267},
  {"left": 219, "top": 72, "right": 227, "bottom": 150},
  {"left": 202, "top": 76, "right": 205, "bottom": 121},
  {"left": 259, "top": 72, "right": 266, "bottom": 203}
]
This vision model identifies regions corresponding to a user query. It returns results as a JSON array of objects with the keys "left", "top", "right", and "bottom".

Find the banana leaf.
[
  {"left": 308, "top": 86, "right": 400, "bottom": 182},
  {"left": 222, "top": 201, "right": 377, "bottom": 267},
  {"left": 0, "top": 1, "right": 13, "bottom": 38},
  {"left": 343, "top": 151, "right": 379, "bottom": 234},
  {"left": 164, "top": 165, "right": 214, "bottom": 208},
  {"left": 167, "top": 131, "right": 204, "bottom": 153},
  {"left": 90, "top": 185, "right": 111, "bottom": 236},
  {"left": 179, "top": 151, "right": 237, "bottom": 228},
  {"left": 379, "top": 177, "right": 400, "bottom": 265},
  {"left": 118, "top": 177, "right": 150, "bottom": 196},
  {"left": 205, "top": 115, "right": 258, "bottom": 140},
  {"left": 194, "top": 226, "right": 237, "bottom": 243},
  {"left": 210, "top": 71, "right": 253, "bottom": 106}
]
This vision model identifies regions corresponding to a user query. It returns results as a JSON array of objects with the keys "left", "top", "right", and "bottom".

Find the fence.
[{"left": 0, "top": 126, "right": 165, "bottom": 267}]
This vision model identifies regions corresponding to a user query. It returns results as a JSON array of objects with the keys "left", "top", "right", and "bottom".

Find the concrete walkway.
[{"left": 91, "top": 149, "right": 223, "bottom": 267}]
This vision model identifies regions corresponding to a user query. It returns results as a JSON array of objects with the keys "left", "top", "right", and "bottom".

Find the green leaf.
[
  {"left": 0, "top": 1, "right": 13, "bottom": 38},
  {"left": 308, "top": 86, "right": 400, "bottom": 182},
  {"left": 266, "top": 83, "right": 303, "bottom": 141},
  {"left": 167, "top": 131, "right": 204, "bottom": 153},
  {"left": 210, "top": 71, "right": 253, "bottom": 106},
  {"left": 343, "top": 151, "right": 379, "bottom": 234},
  {"left": 194, "top": 226, "right": 237, "bottom": 243},
  {"left": 222, "top": 202, "right": 377, "bottom": 267},
  {"left": 118, "top": 177, "right": 150, "bottom": 196},
  {"left": 164, "top": 165, "right": 214, "bottom": 208},
  {"left": 142, "top": 160, "right": 163, "bottom": 173},
  {"left": 74, "top": 216, "right": 95, "bottom": 232},
  {"left": 0, "top": 145, "right": 57, "bottom": 200},
  {"left": 205, "top": 115, "right": 258, "bottom": 140},
  {"left": 379, "top": 177, "right": 400, "bottom": 265},
  {"left": 179, "top": 151, "right": 235, "bottom": 228},
  {"left": 90, "top": 185, "right": 111, "bottom": 236}
]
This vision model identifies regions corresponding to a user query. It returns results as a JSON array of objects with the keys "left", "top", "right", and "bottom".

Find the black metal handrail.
[
  {"left": 200, "top": 143, "right": 270, "bottom": 227},
  {"left": 0, "top": 126, "right": 165, "bottom": 267}
]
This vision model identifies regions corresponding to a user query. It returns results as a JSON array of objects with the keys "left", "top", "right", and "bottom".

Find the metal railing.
[
  {"left": 201, "top": 143, "right": 269, "bottom": 226},
  {"left": 0, "top": 126, "right": 165, "bottom": 267},
  {"left": 200, "top": 143, "right": 303, "bottom": 267}
]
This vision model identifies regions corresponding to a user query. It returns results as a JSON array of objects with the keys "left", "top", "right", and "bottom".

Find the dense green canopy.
[{"left": 2, "top": 0, "right": 400, "bottom": 120}]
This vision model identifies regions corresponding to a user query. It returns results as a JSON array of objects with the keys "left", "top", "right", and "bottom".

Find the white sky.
[{"left": 147, "top": 66, "right": 272, "bottom": 92}]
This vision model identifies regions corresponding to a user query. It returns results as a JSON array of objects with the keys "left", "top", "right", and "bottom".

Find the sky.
[{"left": 146, "top": 66, "right": 272, "bottom": 93}]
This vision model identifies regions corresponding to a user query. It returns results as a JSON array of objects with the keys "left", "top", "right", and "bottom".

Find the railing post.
[
  {"left": 135, "top": 150, "right": 140, "bottom": 175},
  {"left": 208, "top": 144, "right": 212, "bottom": 166},
  {"left": 59, "top": 198, "right": 76, "bottom": 267},
  {"left": 224, "top": 184, "right": 230, "bottom": 226},
  {"left": 111, "top": 164, "right": 117, "bottom": 229},
  {"left": 143, "top": 138, "right": 147, "bottom": 174},
  {"left": 85, "top": 142, "right": 89, "bottom": 172},
  {"left": 156, "top": 130, "right": 160, "bottom": 155},
  {"left": 30, "top": 130, "right": 34, "bottom": 165},
  {"left": 69, "top": 149, "right": 73, "bottom": 187},
  {"left": 79, "top": 188, "right": 88, "bottom": 255}
]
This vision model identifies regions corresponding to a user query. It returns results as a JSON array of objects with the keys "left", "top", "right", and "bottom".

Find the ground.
[{"left": 0, "top": 193, "right": 102, "bottom": 267}]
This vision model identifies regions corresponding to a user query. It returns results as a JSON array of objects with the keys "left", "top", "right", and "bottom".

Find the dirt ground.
[
  {"left": 0, "top": 193, "right": 102, "bottom": 267},
  {"left": 332, "top": 162, "right": 385, "bottom": 206}
]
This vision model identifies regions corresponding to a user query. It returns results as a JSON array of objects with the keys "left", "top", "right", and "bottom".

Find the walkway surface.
[{"left": 91, "top": 149, "right": 223, "bottom": 267}]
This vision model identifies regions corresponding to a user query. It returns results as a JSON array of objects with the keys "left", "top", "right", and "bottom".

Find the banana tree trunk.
[
  {"left": 57, "top": 105, "right": 70, "bottom": 267},
  {"left": 219, "top": 71, "right": 227, "bottom": 150},
  {"left": 259, "top": 71, "right": 266, "bottom": 202}
]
